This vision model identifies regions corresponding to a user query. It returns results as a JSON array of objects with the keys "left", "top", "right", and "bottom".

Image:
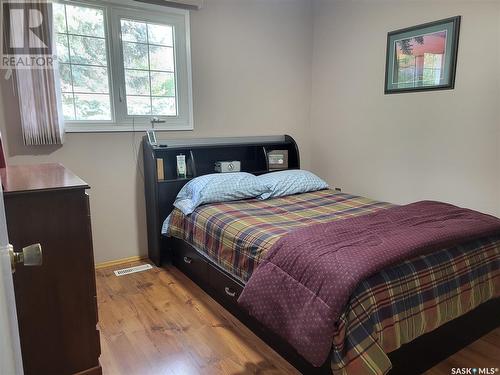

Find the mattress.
[
  {"left": 165, "top": 190, "right": 500, "bottom": 374},
  {"left": 166, "top": 189, "right": 392, "bottom": 282}
]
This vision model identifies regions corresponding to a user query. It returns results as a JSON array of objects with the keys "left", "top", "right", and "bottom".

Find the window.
[
  {"left": 54, "top": 4, "right": 112, "bottom": 121},
  {"left": 53, "top": 1, "right": 193, "bottom": 132},
  {"left": 395, "top": 54, "right": 416, "bottom": 87},
  {"left": 422, "top": 53, "right": 444, "bottom": 85},
  {"left": 121, "top": 20, "right": 176, "bottom": 116}
]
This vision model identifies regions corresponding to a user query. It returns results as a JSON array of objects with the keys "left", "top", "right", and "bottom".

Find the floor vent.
[{"left": 114, "top": 264, "right": 153, "bottom": 276}]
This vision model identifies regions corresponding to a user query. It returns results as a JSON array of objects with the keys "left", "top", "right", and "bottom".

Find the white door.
[{"left": 0, "top": 181, "right": 23, "bottom": 375}]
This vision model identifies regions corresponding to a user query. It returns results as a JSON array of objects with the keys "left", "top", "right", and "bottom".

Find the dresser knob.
[{"left": 183, "top": 256, "right": 192, "bottom": 264}]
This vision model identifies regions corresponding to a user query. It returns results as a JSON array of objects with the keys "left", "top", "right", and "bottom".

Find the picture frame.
[
  {"left": 267, "top": 150, "right": 289, "bottom": 171},
  {"left": 385, "top": 16, "right": 461, "bottom": 94}
]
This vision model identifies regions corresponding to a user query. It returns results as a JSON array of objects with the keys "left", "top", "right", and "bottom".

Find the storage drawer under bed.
[
  {"left": 208, "top": 263, "right": 244, "bottom": 307},
  {"left": 170, "top": 238, "right": 244, "bottom": 308},
  {"left": 172, "top": 240, "right": 209, "bottom": 283}
]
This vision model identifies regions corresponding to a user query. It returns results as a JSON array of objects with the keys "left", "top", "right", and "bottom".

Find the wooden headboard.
[{"left": 142, "top": 135, "right": 300, "bottom": 266}]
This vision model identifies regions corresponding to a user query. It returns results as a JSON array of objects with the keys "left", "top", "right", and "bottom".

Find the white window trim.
[{"left": 60, "top": 0, "right": 193, "bottom": 133}]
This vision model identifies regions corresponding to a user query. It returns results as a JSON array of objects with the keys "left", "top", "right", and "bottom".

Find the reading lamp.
[{"left": 147, "top": 117, "right": 165, "bottom": 146}]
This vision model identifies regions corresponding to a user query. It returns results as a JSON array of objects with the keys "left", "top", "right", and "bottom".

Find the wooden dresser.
[{"left": 1, "top": 163, "right": 101, "bottom": 375}]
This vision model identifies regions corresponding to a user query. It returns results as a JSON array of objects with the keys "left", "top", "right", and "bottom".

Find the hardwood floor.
[{"left": 96, "top": 261, "right": 500, "bottom": 375}]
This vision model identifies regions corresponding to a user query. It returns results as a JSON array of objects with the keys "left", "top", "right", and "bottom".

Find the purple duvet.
[{"left": 238, "top": 200, "right": 500, "bottom": 366}]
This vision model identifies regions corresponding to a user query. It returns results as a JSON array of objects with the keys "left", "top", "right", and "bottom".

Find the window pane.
[
  {"left": 152, "top": 97, "right": 176, "bottom": 116},
  {"left": 66, "top": 5, "right": 104, "bottom": 37},
  {"left": 62, "top": 94, "right": 75, "bottom": 120},
  {"left": 72, "top": 65, "right": 109, "bottom": 93},
  {"left": 75, "top": 94, "right": 111, "bottom": 120},
  {"left": 148, "top": 24, "right": 173, "bottom": 46},
  {"left": 127, "top": 96, "right": 151, "bottom": 115},
  {"left": 121, "top": 20, "right": 147, "bottom": 43},
  {"left": 149, "top": 45, "right": 174, "bottom": 71},
  {"left": 125, "top": 69, "right": 150, "bottom": 96},
  {"left": 53, "top": 3, "right": 66, "bottom": 33},
  {"left": 59, "top": 64, "right": 72, "bottom": 92},
  {"left": 151, "top": 72, "right": 175, "bottom": 96},
  {"left": 122, "top": 42, "right": 149, "bottom": 69},
  {"left": 120, "top": 18, "right": 181, "bottom": 119},
  {"left": 56, "top": 34, "right": 69, "bottom": 63},
  {"left": 55, "top": 3, "right": 112, "bottom": 123},
  {"left": 69, "top": 36, "right": 107, "bottom": 66}
]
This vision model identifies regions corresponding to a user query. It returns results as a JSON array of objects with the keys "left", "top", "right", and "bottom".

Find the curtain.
[
  {"left": 15, "top": 64, "right": 65, "bottom": 145},
  {"left": 9, "top": 2, "right": 65, "bottom": 145}
]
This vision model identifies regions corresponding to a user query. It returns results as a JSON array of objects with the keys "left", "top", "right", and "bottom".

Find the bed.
[{"left": 143, "top": 135, "right": 500, "bottom": 375}]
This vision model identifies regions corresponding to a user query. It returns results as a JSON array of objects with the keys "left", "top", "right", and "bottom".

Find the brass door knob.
[{"left": 9, "top": 243, "right": 43, "bottom": 273}]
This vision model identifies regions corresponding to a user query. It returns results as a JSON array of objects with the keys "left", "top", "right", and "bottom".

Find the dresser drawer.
[
  {"left": 208, "top": 264, "right": 244, "bottom": 307},
  {"left": 172, "top": 241, "right": 208, "bottom": 283}
]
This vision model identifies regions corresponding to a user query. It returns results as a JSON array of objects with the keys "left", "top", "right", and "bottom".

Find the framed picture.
[
  {"left": 385, "top": 16, "right": 461, "bottom": 94},
  {"left": 267, "top": 150, "right": 289, "bottom": 170}
]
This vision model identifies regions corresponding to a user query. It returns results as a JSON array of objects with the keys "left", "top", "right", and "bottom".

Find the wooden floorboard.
[{"left": 96, "top": 261, "right": 500, "bottom": 375}]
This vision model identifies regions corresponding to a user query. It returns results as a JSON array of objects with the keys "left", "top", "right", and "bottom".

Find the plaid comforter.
[
  {"left": 167, "top": 190, "right": 392, "bottom": 282},
  {"left": 166, "top": 190, "right": 500, "bottom": 374}
]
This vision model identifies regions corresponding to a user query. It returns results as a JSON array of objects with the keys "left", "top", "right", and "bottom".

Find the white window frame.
[{"left": 59, "top": 0, "right": 193, "bottom": 132}]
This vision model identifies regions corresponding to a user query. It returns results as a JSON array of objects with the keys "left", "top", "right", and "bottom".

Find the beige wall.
[
  {"left": 310, "top": 0, "right": 500, "bottom": 217},
  {"left": 0, "top": 0, "right": 313, "bottom": 263}
]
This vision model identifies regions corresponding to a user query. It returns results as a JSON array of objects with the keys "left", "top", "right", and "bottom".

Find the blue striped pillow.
[
  {"left": 174, "top": 172, "right": 267, "bottom": 215},
  {"left": 258, "top": 169, "right": 329, "bottom": 200}
]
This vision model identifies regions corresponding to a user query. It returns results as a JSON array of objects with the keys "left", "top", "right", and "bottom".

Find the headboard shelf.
[
  {"left": 143, "top": 134, "right": 300, "bottom": 265},
  {"left": 157, "top": 177, "right": 193, "bottom": 183}
]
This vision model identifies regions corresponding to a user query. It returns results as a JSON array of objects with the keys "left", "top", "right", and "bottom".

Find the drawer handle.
[
  {"left": 224, "top": 287, "right": 236, "bottom": 297},
  {"left": 183, "top": 256, "right": 192, "bottom": 264}
]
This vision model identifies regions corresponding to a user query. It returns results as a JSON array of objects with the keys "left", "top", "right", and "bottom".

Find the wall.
[
  {"left": 310, "top": 0, "right": 500, "bottom": 217},
  {"left": 0, "top": 0, "right": 313, "bottom": 263}
]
